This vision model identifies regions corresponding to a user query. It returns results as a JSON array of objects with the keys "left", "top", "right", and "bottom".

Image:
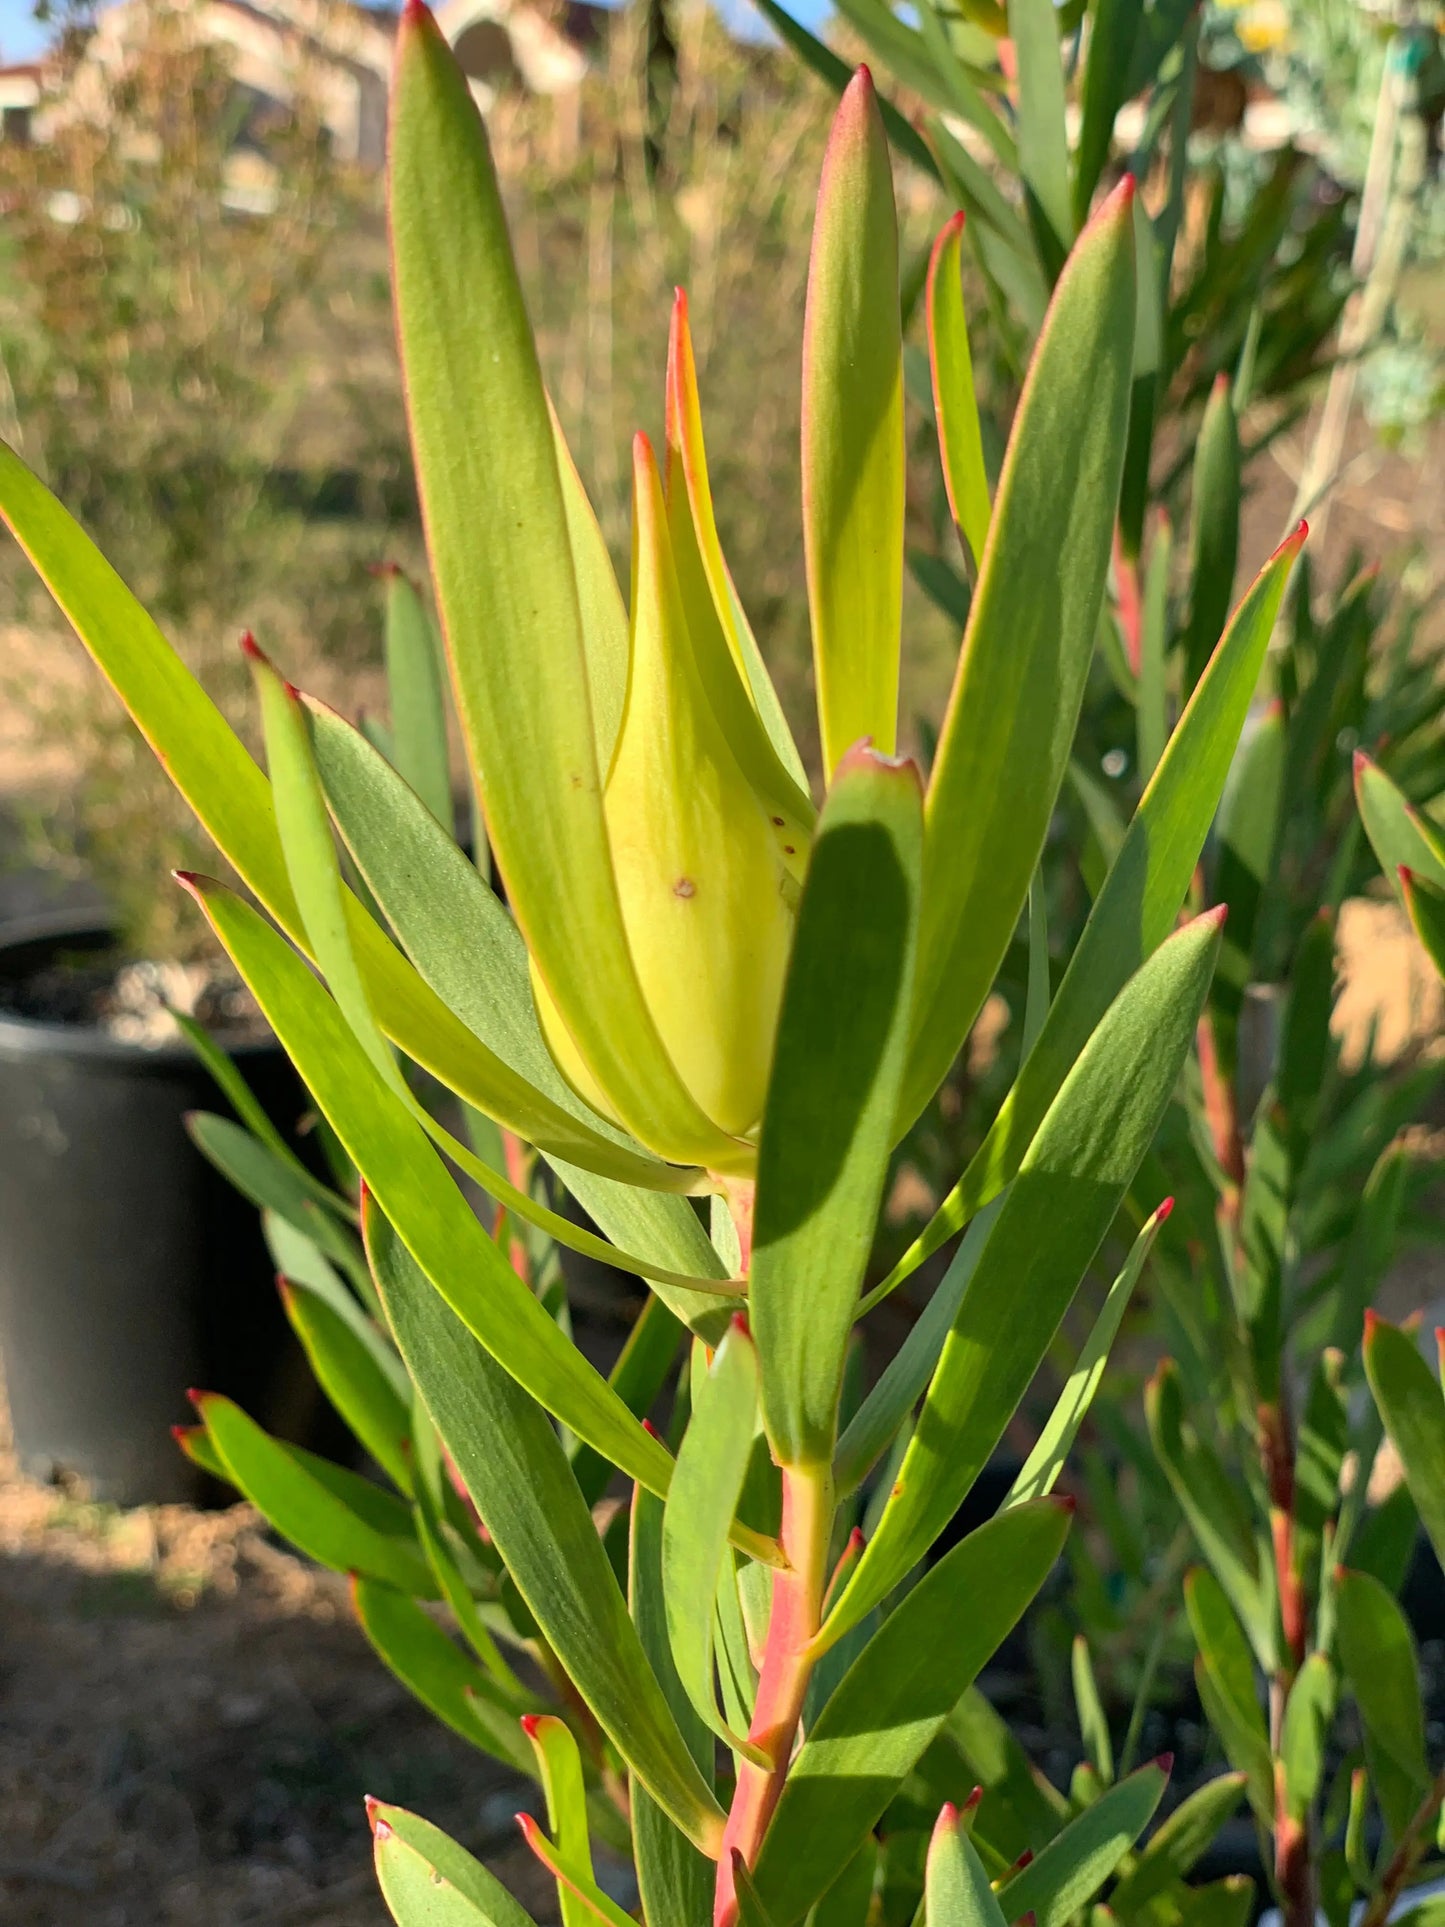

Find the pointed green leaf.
[
  {"left": 1107, "top": 1773, "right": 1248, "bottom": 1913},
  {"left": 752, "top": 1499, "right": 1072, "bottom": 1925},
  {"left": 888, "top": 529, "right": 1300, "bottom": 1304},
  {"left": 265, "top": 679, "right": 732, "bottom": 1302},
  {"left": 1006, "top": 1199, "right": 1169, "bottom": 1508},
  {"left": 927, "top": 213, "right": 991, "bottom": 572},
  {"left": 803, "top": 66, "right": 905, "bottom": 774},
  {"left": 1280, "top": 1653, "right": 1337, "bottom": 1822},
  {"left": 368, "top": 1205, "right": 727, "bottom": 1857},
  {"left": 381, "top": 567, "right": 454, "bottom": 835},
  {"left": 0, "top": 444, "right": 653, "bottom": 1184},
  {"left": 1074, "top": 0, "right": 1143, "bottom": 227},
  {"left": 195, "top": 1391, "right": 435, "bottom": 1595},
  {"left": 1183, "top": 1568, "right": 1271, "bottom": 1823},
  {"left": 185, "top": 877, "right": 678, "bottom": 1501},
  {"left": 549, "top": 402, "right": 629, "bottom": 774},
  {"left": 829, "top": 911, "right": 1221, "bottom": 1643},
  {"left": 372, "top": 1801, "right": 539, "bottom": 1927},
  {"left": 926, "top": 1803, "right": 1007, "bottom": 1927},
  {"left": 279, "top": 1276, "right": 413, "bottom": 1493},
  {"left": 1210, "top": 702, "right": 1285, "bottom": 1068},
  {"left": 1136, "top": 512, "right": 1173, "bottom": 784},
  {"left": 752, "top": 746, "right": 923, "bottom": 1468},
  {"left": 808, "top": 1840, "right": 877, "bottom": 1927},
  {"left": 1008, "top": 0, "right": 1072, "bottom": 271},
  {"left": 352, "top": 1576, "right": 533, "bottom": 1773},
  {"left": 522, "top": 1715, "right": 595, "bottom": 1927},
  {"left": 1149, "top": 1364, "right": 1270, "bottom": 1664},
  {"left": 664, "top": 1320, "right": 767, "bottom": 1757},
  {"left": 631, "top": 1480, "right": 715, "bottom": 1927},
  {"left": 1355, "top": 755, "right": 1445, "bottom": 904},
  {"left": 1184, "top": 378, "right": 1242, "bottom": 694},
  {"left": 517, "top": 1818, "right": 637, "bottom": 1927},
  {"left": 1073, "top": 1636, "right": 1114, "bottom": 1784},
  {"left": 1364, "top": 1314, "right": 1445, "bottom": 1574},
  {"left": 185, "top": 1111, "right": 368, "bottom": 1292},
  {"left": 1335, "top": 1565, "right": 1430, "bottom": 1838},
  {"left": 997, "top": 1762, "right": 1168, "bottom": 1927},
  {"left": 901, "top": 181, "right": 1137, "bottom": 1129},
  {"left": 173, "top": 1422, "right": 228, "bottom": 1483},
  {"left": 390, "top": 3, "right": 735, "bottom": 1169}
]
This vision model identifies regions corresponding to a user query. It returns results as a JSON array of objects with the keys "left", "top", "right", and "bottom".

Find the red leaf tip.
[
  {"left": 641, "top": 1417, "right": 660, "bottom": 1438},
  {"left": 185, "top": 1386, "right": 210, "bottom": 1409},
  {"left": 1156, "top": 1197, "right": 1175, "bottom": 1224},
  {"left": 169, "top": 1424, "right": 190, "bottom": 1443},
  {"left": 238, "top": 629, "right": 264, "bottom": 661},
  {"left": 937, "top": 1801, "right": 960, "bottom": 1828},
  {"left": 1353, "top": 748, "right": 1371, "bottom": 777},
  {"left": 1156, "top": 1751, "right": 1175, "bottom": 1775},
  {"left": 1363, "top": 1307, "right": 1381, "bottom": 1340},
  {"left": 847, "top": 1526, "right": 865, "bottom": 1553},
  {"left": 730, "top": 1310, "right": 752, "bottom": 1339},
  {"left": 962, "top": 1784, "right": 984, "bottom": 1813},
  {"left": 1054, "top": 1491, "right": 1077, "bottom": 1514},
  {"left": 519, "top": 1713, "right": 543, "bottom": 1739}
]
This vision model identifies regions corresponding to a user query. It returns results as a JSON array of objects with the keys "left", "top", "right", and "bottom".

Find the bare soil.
[{"left": 0, "top": 1426, "right": 559, "bottom": 1926}]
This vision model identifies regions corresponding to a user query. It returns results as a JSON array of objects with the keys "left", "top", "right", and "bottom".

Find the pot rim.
[{"left": 0, "top": 908, "right": 277, "bottom": 1066}]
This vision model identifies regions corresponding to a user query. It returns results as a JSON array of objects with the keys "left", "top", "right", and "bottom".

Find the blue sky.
[
  {"left": 0, "top": 0, "right": 45, "bottom": 64},
  {"left": 0, "top": 0, "right": 830, "bottom": 65}
]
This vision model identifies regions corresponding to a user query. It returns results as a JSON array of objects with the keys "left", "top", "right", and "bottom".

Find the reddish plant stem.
[
  {"left": 713, "top": 1462, "right": 832, "bottom": 1927},
  {"left": 1357, "top": 1769, "right": 1445, "bottom": 1927},
  {"left": 501, "top": 1130, "right": 533, "bottom": 1286}
]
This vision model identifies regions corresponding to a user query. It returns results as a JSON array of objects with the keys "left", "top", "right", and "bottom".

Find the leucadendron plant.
[{"left": 0, "top": 6, "right": 1310, "bottom": 1923}]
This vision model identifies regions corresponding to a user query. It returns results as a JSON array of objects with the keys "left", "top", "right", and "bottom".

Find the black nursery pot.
[{"left": 0, "top": 913, "right": 317, "bottom": 1506}]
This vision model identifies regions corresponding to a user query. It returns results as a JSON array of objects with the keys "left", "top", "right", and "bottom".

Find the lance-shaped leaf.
[
  {"left": 1074, "top": 0, "right": 1143, "bottom": 228},
  {"left": 1355, "top": 754, "right": 1445, "bottom": 902},
  {"left": 997, "top": 1761, "right": 1168, "bottom": 1927},
  {"left": 0, "top": 446, "right": 663, "bottom": 1186},
  {"left": 550, "top": 401, "right": 630, "bottom": 773},
  {"left": 1008, "top": 0, "right": 1072, "bottom": 274},
  {"left": 1006, "top": 1199, "right": 1170, "bottom": 1508},
  {"left": 927, "top": 213, "right": 991, "bottom": 572},
  {"left": 1210, "top": 701, "right": 1285, "bottom": 1078},
  {"left": 279, "top": 1277, "right": 412, "bottom": 1493},
  {"left": 352, "top": 1576, "right": 534, "bottom": 1773},
  {"left": 1184, "top": 377, "right": 1242, "bottom": 694},
  {"left": 1108, "top": 1774, "right": 1248, "bottom": 1913},
  {"left": 631, "top": 1481, "right": 715, "bottom": 1927},
  {"left": 880, "top": 526, "right": 1300, "bottom": 1291},
  {"left": 827, "top": 911, "right": 1221, "bottom": 1644},
  {"left": 193, "top": 1391, "right": 435, "bottom": 1596},
  {"left": 809, "top": 1841, "right": 877, "bottom": 1927},
  {"left": 926, "top": 1802, "right": 1007, "bottom": 1927},
  {"left": 1148, "top": 1362, "right": 1271, "bottom": 1664},
  {"left": 665, "top": 290, "right": 810, "bottom": 798},
  {"left": 900, "top": 180, "right": 1137, "bottom": 1131},
  {"left": 1137, "top": 511, "right": 1173, "bottom": 784},
  {"left": 252, "top": 656, "right": 731, "bottom": 1299},
  {"left": 182, "top": 877, "right": 679, "bottom": 1501},
  {"left": 803, "top": 66, "right": 905, "bottom": 774},
  {"left": 1335, "top": 1565, "right": 1430, "bottom": 1839},
  {"left": 1401, "top": 868, "right": 1445, "bottom": 983},
  {"left": 380, "top": 565, "right": 453, "bottom": 835},
  {"left": 369, "top": 1207, "right": 727, "bottom": 1855},
  {"left": 390, "top": 2, "right": 737, "bottom": 1170},
  {"left": 1280, "top": 1653, "right": 1336, "bottom": 1822},
  {"left": 752, "top": 1498, "right": 1072, "bottom": 1925},
  {"left": 1184, "top": 1567, "right": 1271, "bottom": 1823},
  {"left": 371, "top": 1801, "right": 539, "bottom": 1927},
  {"left": 752, "top": 746, "right": 923, "bottom": 1468},
  {"left": 303, "top": 692, "right": 736, "bottom": 1324},
  {"left": 1073, "top": 1635, "right": 1114, "bottom": 1784},
  {"left": 517, "top": 1817, "right": 640, "bottom": 1927},
  {"left": 663, "top": 1320, "right": 768, "bottom": 1757},
  {"left": 522, "top": 1716, "right": 596, "bottom": 1927},
  {"left": 1364, "top": 1312, "right": 1445, "bottom": 1573}
]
